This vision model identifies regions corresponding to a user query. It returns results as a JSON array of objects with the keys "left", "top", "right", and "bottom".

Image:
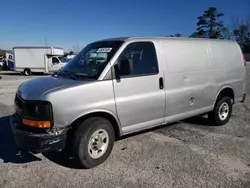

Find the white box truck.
[{"left": 13, "top": 47, "right": 69, "bottom": 75}]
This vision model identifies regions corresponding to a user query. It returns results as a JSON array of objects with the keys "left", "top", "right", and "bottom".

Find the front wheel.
[
  {"left": 72, "top": 117, "right": 115, "bottom": 169},
  {"left": 208, "top": 96, "right": 232, "bottom": 126}
]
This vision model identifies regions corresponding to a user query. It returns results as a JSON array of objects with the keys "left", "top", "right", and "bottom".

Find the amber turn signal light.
[{"left": 22, "top": 119, "right": 51, "bottom": 128}]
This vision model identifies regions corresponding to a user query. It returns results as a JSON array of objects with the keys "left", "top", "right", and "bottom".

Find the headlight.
[
  {"left": 14, "top": 95, "right": 53, "bottom": 128},
  {"left": 21, "top": 101, "right": 53, "bottom": 128},
  {"left": 34, "top": 104, "right": 50, "bottom": 118},
  {"left": 25, "top": 102, "right": 52, "bottom": 120}
]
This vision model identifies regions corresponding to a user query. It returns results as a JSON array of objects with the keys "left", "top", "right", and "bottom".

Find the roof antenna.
[{"left": 45, "top": 36, "right": 49, "bottom": 54}]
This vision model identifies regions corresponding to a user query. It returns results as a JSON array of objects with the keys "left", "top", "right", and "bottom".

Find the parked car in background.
[
  {"left": 0, "top": 59, "right": 4, "bottom": 67},
  {"left": 11, "top": 37, "right": 246, "bottom": 169},
  {"left": 0, "top": 59, "right": 8, "bottom": 70},
  {"left": 0, "top": 53, "right": 14, "bottom": 70},
  {"left": 66, "top": 54, "right": 75, "bottom": 59}
]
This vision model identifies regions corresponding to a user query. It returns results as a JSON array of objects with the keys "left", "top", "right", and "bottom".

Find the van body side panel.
[
  {"left": 43, "top": 80, "right": 117, "bottom": 128},
  {"left": 162, "top": 40, "right": 214, "bottom": 119},
  {"left": 208, "top": 41, "right": 245, "bottom": 102}
]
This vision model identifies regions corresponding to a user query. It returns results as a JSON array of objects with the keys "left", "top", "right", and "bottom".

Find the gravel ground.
[{"left": 0, "top": 68, "right": 250, "bottom": 188}]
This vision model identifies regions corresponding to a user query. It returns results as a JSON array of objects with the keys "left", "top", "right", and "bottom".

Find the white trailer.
[{"left": 13, "top": 47, "right": 69, "bottom": 75}]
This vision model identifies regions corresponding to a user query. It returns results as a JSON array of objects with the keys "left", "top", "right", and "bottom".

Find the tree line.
[{"left": 168, "top": 7, "right": 250, "bottom": 53}]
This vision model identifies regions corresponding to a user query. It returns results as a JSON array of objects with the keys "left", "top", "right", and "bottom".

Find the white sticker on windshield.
[{"left": 96, "top": 48, "right": 112, "bottom": 53}]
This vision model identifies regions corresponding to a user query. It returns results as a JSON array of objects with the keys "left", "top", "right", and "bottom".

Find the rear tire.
[
  {"left": 72, "top": 117, "right": 115, "bottom": 169},
  {"left": 208, "top": 96, "right": 232, "bottom": 126},
  {"left": 23, "top": 68, "right": 31, "bottom": 76}
]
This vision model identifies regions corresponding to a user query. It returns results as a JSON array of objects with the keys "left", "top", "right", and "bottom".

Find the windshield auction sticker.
[{"left": 96, "top": 48, "right": 112, "bottom": 53}]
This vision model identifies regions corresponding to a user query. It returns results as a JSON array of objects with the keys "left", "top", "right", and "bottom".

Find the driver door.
[{"left": 112, "top": 41, "right": 166, "bottom": 134}]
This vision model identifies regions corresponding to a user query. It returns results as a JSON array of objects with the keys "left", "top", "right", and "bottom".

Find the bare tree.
[{"left": 71, "top": 45, "right": 82, "bottom": 54}]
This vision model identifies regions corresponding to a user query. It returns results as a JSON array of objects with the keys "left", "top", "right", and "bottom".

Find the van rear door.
[{"left": 112, "top": 41, "right": 166, "bottom": 133}]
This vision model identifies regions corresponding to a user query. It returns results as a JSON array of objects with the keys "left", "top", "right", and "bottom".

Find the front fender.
[{"left": 68, "top": 109, "right": 123, "bottom": 135}]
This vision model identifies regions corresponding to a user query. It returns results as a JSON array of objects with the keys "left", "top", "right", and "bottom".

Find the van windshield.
[
  {"left": 59, "top": 41, "right": 124, "bottom": 79},
  {"left": 58, "top": 56, "right": 70, "bottom": 63}
]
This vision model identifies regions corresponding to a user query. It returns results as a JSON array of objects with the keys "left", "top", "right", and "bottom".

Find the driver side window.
[
  {"left": 52, "top": 57, "right": 59, "bottom": 64},
  {"left": 116, "top": 42, "right": 159, "bottom": 77}
]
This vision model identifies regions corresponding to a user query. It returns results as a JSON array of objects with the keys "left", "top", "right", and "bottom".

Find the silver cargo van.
[{"left": 11, "top": 37, "right": 247, "bottom": 169}]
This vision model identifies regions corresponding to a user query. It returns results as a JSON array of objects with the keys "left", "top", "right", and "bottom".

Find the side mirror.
[
  {"left": 113, "top": 59, "right": 131, "bottom": 81},
  {"left": 114, "top": 64, "right": 120, "bottom": 81}
]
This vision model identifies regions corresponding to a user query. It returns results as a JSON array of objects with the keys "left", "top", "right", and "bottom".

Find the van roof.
[{"left": 96, "top": 36, "right": 235, "bottom": 43}]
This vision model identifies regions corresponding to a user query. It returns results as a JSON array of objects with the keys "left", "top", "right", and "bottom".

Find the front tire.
[
  {"left": 72, "top": 117, "right": 115, "bottom": 169},
  {"left": 208, "top": 96, "right": 232, "bottom": 126}
]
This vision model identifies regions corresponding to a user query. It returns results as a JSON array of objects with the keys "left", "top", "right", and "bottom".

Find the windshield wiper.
[
  {"left": 59, "top": 70, "right": 78, "bottom": 80},
  {"left": 74, "top": 73, "right": 97, "bottom": 79}
]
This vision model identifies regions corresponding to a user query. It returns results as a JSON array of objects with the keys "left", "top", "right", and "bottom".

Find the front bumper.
[{"left": 10, "top": 113, "right": 67, "bottom": 152}]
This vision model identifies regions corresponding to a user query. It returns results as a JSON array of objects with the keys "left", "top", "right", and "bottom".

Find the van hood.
[{"left": 17, "top": 76, "right": 90, "bottom": 100}]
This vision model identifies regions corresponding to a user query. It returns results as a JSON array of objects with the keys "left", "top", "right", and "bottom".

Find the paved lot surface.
[{"left": 0, "top": 68, "right": 250, "bottom": 188}]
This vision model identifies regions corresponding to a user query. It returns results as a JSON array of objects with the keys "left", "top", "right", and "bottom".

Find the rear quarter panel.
[{"left": 208, "top": 41, "right": 246, "bottom": 102}]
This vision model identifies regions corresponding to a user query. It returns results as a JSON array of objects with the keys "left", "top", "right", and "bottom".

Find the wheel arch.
[
  {"left": 68, "top": 109, "right": 122, "bottom": 139},
  {"left": 214, "top": 86, "right": 235, "bottom": 105}
]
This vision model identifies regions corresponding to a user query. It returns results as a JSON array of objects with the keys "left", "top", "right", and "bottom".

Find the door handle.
[{"left": 159, "top": 77, "right": 164, "bottom": 89}]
